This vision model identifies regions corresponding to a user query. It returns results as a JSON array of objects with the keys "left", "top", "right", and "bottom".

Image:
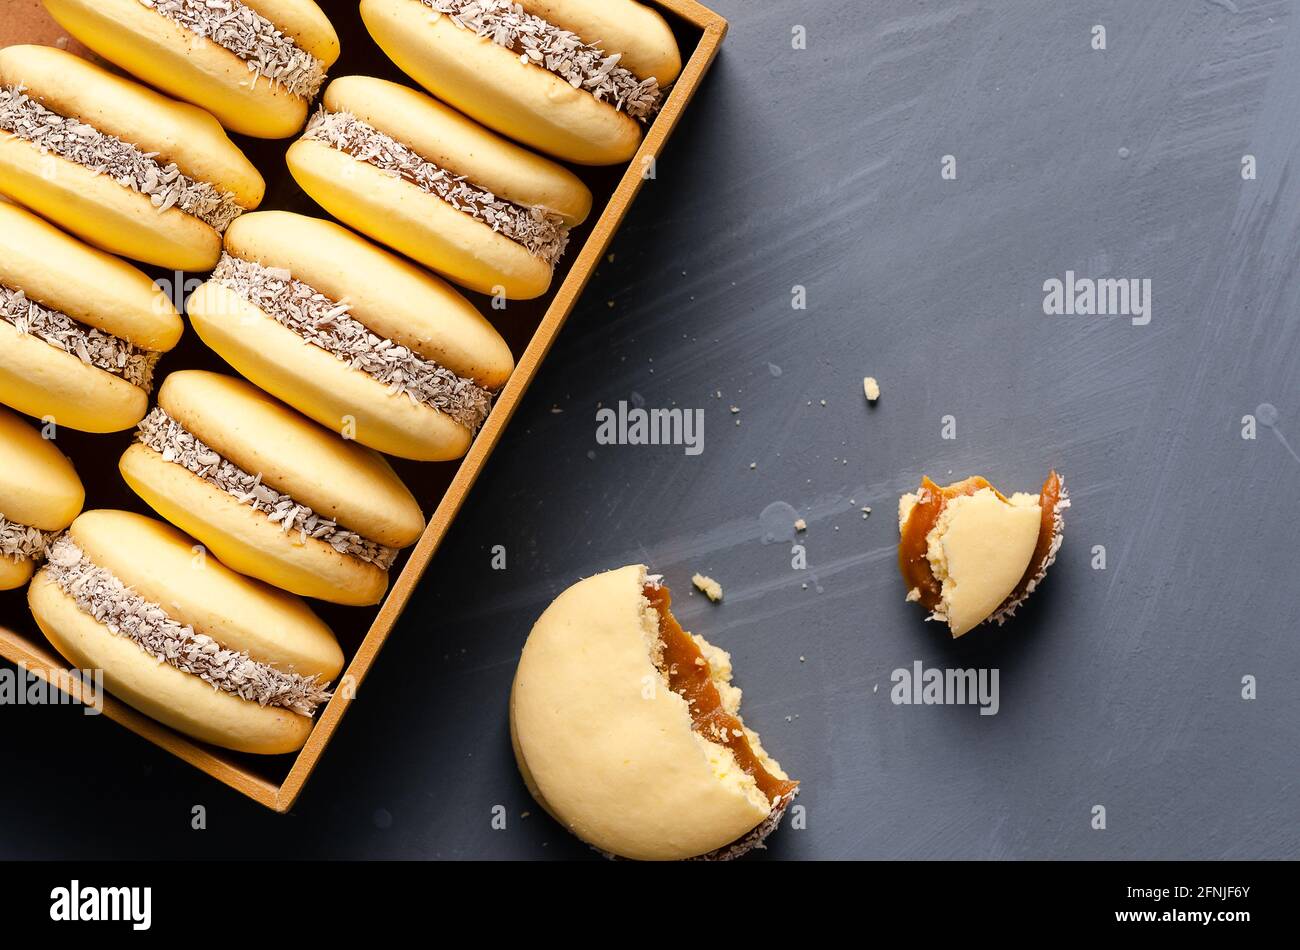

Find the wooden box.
[{"left": 0, "top": 0, "right": 727, "bottom": 811}]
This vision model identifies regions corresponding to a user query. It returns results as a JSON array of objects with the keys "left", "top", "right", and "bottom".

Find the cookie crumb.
[
  {"left": 794, "top": 518, "right": 807, "bottom": 532},
  {"left": 692, "top": 573, "right": 723, "bottom": 603},
  {"left": 863, "top": 376, "right": 881, "bottom": 402},
  {"left": 905, "top": 587, "right": 921, "bottom": 603}
]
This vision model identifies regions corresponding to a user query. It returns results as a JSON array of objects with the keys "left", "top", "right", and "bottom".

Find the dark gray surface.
[{"left": 3, "top": 0, "right": 1298, "bottom": 860}]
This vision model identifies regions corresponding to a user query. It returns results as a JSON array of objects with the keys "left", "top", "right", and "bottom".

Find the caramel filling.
[
  {"left": 1011, "top": 471, "right": 1063, "bottom": 604},
  {"left": 645, "top": 584, "right": 798, "bottom": 805},
  {"left": 898, "top": 471, "right": 1063, "bottom": 612}
]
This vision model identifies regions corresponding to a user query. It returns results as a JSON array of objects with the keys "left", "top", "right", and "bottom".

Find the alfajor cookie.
[
  {"left": 511, "top": 565, "right": 799, "bottom": 861},
  {"left": 121, "top": 370, "right": 425, "bottom": 606},
  {"left": 0, "top": 201, "right": 183, "bottom": 432},
  {"left": 29, "top": 509, "right": 343, "bottom": 754},
  {"left": 288, "top": 75, "right": 591, "bottom": 299},
  {"left": 0, "top": 45, "right": 264, "bottom": 270},
  {"left": 0, "top": 406, "right": 84, "bottom": 591},
  {"left": 41, "top": 0, "right": 341, "bottom": 139},
  {"left": 898, "top": 471, "right": 1069, "bottom": 637},
  {"left": 360, "top": 0, "right": 681, "bottom": 165},
  {"left": 186, "top": 211, "right": 515, "bottom": 461}
]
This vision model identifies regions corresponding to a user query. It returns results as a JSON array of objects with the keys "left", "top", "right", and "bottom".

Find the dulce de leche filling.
[
  {"left": 899, "top": 471, "right": 1063, "bottom": 612},
  {"left": 644, "top": 584, "right": 798, "bottom": 805}
]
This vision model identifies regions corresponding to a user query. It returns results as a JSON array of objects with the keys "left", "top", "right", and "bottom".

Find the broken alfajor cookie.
[
  {"left": 898, "top": 471, "right": 1068, "bottom": 637},
  {"left": 511, "top": 565, "right": 798, "bottom": 861}
]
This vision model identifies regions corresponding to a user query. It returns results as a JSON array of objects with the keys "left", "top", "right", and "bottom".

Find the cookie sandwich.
[
  {"left": 29, "top": 509, "right": 343, "bottom": 754},
  {"left": 898, "top": 471, "right": 1069, "bottom": 637},
  {"left": 41, "top": 0, "right": 341, "bottom": 138},
  {"left": 0, "top": 406, "right": 84, "bottom": 591},
  {"left": 511, "top": 565, "right": 799, "bottom": 861},
  {"left": 0, "top": 201, "right": 183, "bottom": 432},
  {"left": 0, "top": 45, "right": 264, "bottom": 269},
  {"left": 288, "top": 75, "right": 591, "bottom": 299},
  {"left": 360, "top": 0, "right": 682, "bottom": 165},
  {"left": 121, "top": 370, "right": 425, "bottom": 606},
  {"left": 186, "top": 211, "right": 515, "bottom": 461}
]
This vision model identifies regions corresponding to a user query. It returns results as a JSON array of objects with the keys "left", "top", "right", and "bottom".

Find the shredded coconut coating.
[
  {"left": 302, "top": 108, "right": 569, "bottom": 265},
  {"left": 692, "top": 789, "right": 797, "bottom": 862},
  {"left": 0, "top": 283, "right": 160, "bottom": 392},
  {"left": 137, "top": 0, "right": 327, "bottom": 100},
  {"left": 44, "top": 535, "right": 332, "bottom": 716},
  {"left": 0, "top": 515, "right": 53, "bottom": 562},
  {"left": 210, "top": 254, "right": 495, "bottom": 433},
  {"left": 600, "top": 790, "right": 797, "bottom": 863},
  {"left": 0, "top": 85, "right": 245, "bottom": 232},
  {"left": 421, "top": 0, "right": 664, "bottom": 120},
  {"left": 135, "top": 408, "right": 399, "bottom": 569}
]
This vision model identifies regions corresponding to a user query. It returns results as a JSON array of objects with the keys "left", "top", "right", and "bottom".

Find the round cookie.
[
  {"left": 0, "top": 45, "right": 264, "bottom": 269},
  {"left": 29, "top": 509, "right": 343, "bottom": 754},
  {"left": 121, "top": 370, "right": 425, "bottom": 606},
  {"left": 42, "top": 0, "right": 341, "bottom": 138},
  {"left": 0, "top": 405, "right": 84, "bottom": 590},
  {"left": 0, "top": 201, "right": 183, "bottom": 432},
  {"left": 288, "top": 75, "right": 591, "bottom": 299},
  {"left": 360, "top": 0, "right": 680, "bottom": 165},
  {"left": 187, "top": 211, "right": 515, "bottom": 461},
  {"left": 511, "top": 565, "right": 798, "bottom": 860}
]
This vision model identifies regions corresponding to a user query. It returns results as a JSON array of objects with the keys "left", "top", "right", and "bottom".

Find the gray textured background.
[{"left": 3, "top": 0, "right": 1299, "bottom": 859}]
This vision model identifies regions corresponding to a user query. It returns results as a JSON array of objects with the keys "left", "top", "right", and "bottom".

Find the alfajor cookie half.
[{"left": 898, "top": 471, "right": 1069, "bottom": 637}]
